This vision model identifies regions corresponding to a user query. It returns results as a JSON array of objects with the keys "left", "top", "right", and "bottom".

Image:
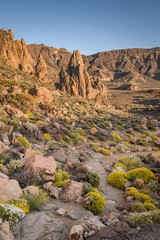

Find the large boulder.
[
  {"left": 21, "top": 149, "right": 56, "bottom": 180},
  {"left": 28, "top": 86, "right": 53, "bottom": 107},
  {"left": 0, "top": 221, "right": 14, "bottom": 240},
  {"left": 0, "top": 173, "right": 22, "bottom": 201},
  {"left": 61, "top": 180, "right": 84, "bottom": 202},
  {"left": 12, "top": 211, "right": 67, "bottom": 240},
  {"left": 60, "top": 50, "right": 108, "bottom": 105}
]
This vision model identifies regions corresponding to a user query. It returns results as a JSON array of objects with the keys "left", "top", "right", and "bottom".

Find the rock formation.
[
  {"left": 0, "top": 28, "right": 33, "bottom": 73},
  {"left": 59, "top": 50, "right": 108, "bottom": 104},
  {"left": 35, "top": 54, "right": 48, "bottom": 81}
]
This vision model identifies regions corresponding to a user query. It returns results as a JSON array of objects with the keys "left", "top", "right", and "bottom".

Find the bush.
[
  {"left": 126, "top": 167, "right": 156, "bottom": 183},
  {"left": 43, "top": 133, "right": 51, "bottom": 140},
  {"left": 95, "top": 148, "right": 111, "bottom": 156},
  {"left": 8, "top": 198, "right": 30, "bottom": 213},
  {"left": 6, "top": 92, "right": 36, "bottom": 112},
  {"left": 16, "top": 136, "right": 31, "bottom": 148},
  {"left": 128, "top": 210, "right": 160, "bottom": 224},
  {"left": 23, "top": 189, "right": 49, "bottom": 211},
  {"left": 53, "top": 170, "right": 69, "bottom": 187},
  {"left": 131, "top": 203, "right": 146, "bottom": 212},
  {"left": 0, "top": 202, "right": 25, "bottom": 225},
  {"left": 85, "top": 191, "right": 106, "bottom": 215},
  {"left": 0, "top": 154, "right": 9, "bottom": 164},
  {"left": 87, "top": 172, "right": 100, "bottom": 187},
  {"left": 143, "top": 203, "right": 158, "bottom": 211},
  {"left": 74, "top": 136, "right": 87, "bottom": 143},
  {"left": 119, "top": 156, "right": 142, "bottom": 170},
  {"left": 70, "top": 163, "right": 88, "bottom": 182},
  {"left": 7, "top": 160, "right": 24, "bottom": 174},
  {"left": 83, "top": 182, "right": 92, "bottom": 194},
  {"left": 108, "top": 171, "right": 127, "bottom": 189},
  {"left": 126, "top": 187, "right": 140, "bottom": 199},
  {"left": 11, "top": 172, "right": 44, "bottom": 189},
  {"left": 89, "top": 142, "right": 101, "bottom": 147},
  {"left": 110, "top": 131, "right": 122, "bottom": 141}
]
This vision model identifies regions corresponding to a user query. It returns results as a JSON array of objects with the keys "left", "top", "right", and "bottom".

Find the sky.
[{"left": 0, "top": 0, "right": 160, "bottom": 55}]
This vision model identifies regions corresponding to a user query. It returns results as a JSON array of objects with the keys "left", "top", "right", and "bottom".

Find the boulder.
[
  {"left": 21, "top": 149, "right": 56, "bottom": 180},
  {"left": 23, "top": 186, "right": 39, "bottom": 196},
  {"left": 0, "top": 141, "right": 9, "bottom": 154},
  {"left": 0, "top": 221, "right": 14, "bottom": 240},
  {"left": 12, "top": 211, "right": 67, "bottom": 240},
  {"left": 61, "top": 180, "right": 84, "bottom": 202},
  {"left": 28, "top": 86, "right": 53, "bottom": 107},
  {"left": 89, "top": 127, "right": 98, "bottom": 135},
  {"left": 68, "top": 225, "right": 83, "bottom": 240},
  {"left": 0, "top": 173, "right": 22, "bottom": 201}
]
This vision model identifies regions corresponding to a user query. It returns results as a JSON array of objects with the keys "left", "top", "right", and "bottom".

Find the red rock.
[
  {"left": 154, "top": 140, "right": 160, "bottom": 147},
  {"left": 61, "top": 180, "right": 84, "bottom": 202},
  {"left": 21, "top": 149, "right": 56, "bottom": 180}
]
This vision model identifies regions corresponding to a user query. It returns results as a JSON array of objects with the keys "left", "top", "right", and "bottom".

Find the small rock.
[
  {"left": 55, "top": 208, "right": 66, "bottom": 216},
  {"left": 43, "top": 181, "right": 53, "bottom": 191},
  {"left": 23, "top": 186, "right": 39, "bottom": 196},
  {"left": 0, "top": 141, "right": 9, "bottom": 154},
  {"left": 133, "top": 178, "right": 144, "bottom": 188},
  {"left": 49, "top": 186, "right": 59, "bottom": 199},
  {"left": 89, "top": 127, "right": 98, "bottom": 135},
  {"left": 68, "top": 225, "right": 83, "bottom": 240}
]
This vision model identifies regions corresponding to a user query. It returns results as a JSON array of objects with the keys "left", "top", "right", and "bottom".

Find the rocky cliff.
[
  {"left": 0, "top": 28, "right": 33, "bottom": 73},
  {"left": 59, "top": 50, "right": 108, "bottom": 104}
]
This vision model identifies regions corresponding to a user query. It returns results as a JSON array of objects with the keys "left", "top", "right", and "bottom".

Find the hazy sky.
[{"left": 0, "top": 0, "right": 160, "bottom": 55}]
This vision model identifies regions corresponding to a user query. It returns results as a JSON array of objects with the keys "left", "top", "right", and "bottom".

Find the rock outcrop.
[
  {"left": 35, "top": 54, "right": 48, "bottom": 81},
  {"left": 59, "top": 50, "right": 108, "bottom": 104},
  {"left": 0, "top": 28, "right": 33, "bottom": 73}
]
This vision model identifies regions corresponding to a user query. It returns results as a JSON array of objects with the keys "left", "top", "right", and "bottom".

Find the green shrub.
[
  {"left": 95, "top": 148, "right": 111, "bottom": 156},
  {"left": 6, "top": 160, "right": 24, "bottom": 174},
  {"left": 143, "top": 203, "right": 158, "bottom": 211},
  {"left": 87, "top": 172, "right": 100, "bottom": 187},
  {"left": 89, "top": 142, "right": 101, "bottom": 147},
  {"left": 126, "top": 167, "right": 156, "bottom": 183},
  {"left": 74, "top": 136, "right": 87, "bottom": 143},
  {"left": 108, "top": 171, "right": 127, "bottom": 189},
  {"left": 118, "top": 156, "right": 142, "bottom": 170},
  {"left": 53, "top": 170, "right": 69, "bottom": 188},
  {"left": 0, "top": 154, "right": 9, "bottom": 164},
  {"left": 131, "top": 203, "right": 146, "bottom": 213},
  {"left": 83, "top": 182, "right": 92, "bottom": 194},
  {"left": 85, "top": 191, "right": 106, "bottom": 215},
  {"left": 128, "top": 210, "right": 160, "bottom": 224},
  {"left": 23, "top": 189, "right": 49, "bottom": 211}
]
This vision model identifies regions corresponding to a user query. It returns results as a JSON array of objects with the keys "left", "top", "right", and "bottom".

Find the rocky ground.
[{"left": 0, "top": 28, "right": 159, "bottom": 240}]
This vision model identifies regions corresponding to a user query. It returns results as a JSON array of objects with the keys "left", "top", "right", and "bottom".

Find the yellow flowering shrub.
[
  {"left": 126, "top": 187, "right": 140, "bottom": 199},
  {"left": 0, "top": 163, "right": 3, "bottom": 169},
  {"left": 8, "top": 199, "right": 30, "bottom": 214},
  {"left": 53, "top": 170, "right": 69, "bottom": 188},
  {"left": 74, "top": 136, "right": 87, "bottom": 143},
  {"left": 108, "top": 171, "right": 127, "bottom": 189},
  {"left": 143, "top": 203, "right": 158, "bottom": 211},
  {"left": 85, "top": 191, "right": 106, "bottom": 215},
  {"left": 126, "top": 167, "right": 156, "bottom": 183},
  {"left": 140, "top": 193, "right": 154, "bottom": 204},
  {"left": 16, "top": 137, "right": 31, "bottom": 148},
  {"left": 95, "top": 148, "right": 111, "bottom": 156},
  {"left": 43, "top": 134, "right": 51, "bottom": 140},
  {"left": 131, "top": 203, "right": 146, "bottom": 213}
]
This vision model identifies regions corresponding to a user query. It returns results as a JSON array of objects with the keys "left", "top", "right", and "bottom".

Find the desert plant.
[
  {"left": 87, "top": 172, "right": 100, "bottom": 187},
  {"left": 16, "top": 136, "right": 31, "bottom": 148},
  {"left": 95, "top": 148, "right": 111, "bottom": 156},
  {"left": 126, "top": 167, "right": 156, "bottom": 183},
  {"left": 108, "top": 171, "right": 127, "bottom": 189},
  {"left": 43, "top": 133, "right": 51, "bottom": 140},
  {"left": 84, "top": 191, "right": 106, "bottom": 215},
  {"left": 23, "top": 189, "right": 49, "bottom": 211},
  {"left": 118, "top": 156, "right": 142, "bottom": 170},
  {"left": 128, "top": 210, "right": 160, "bottom": 224}
]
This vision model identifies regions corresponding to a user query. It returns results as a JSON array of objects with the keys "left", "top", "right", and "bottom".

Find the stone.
[
  {"left": 55, "top": 208, "right": 66, "bottom": 216},
  {"left": 0, "top": 141, "right": 9, "bottom": 154},
  {"left": 23, "top": 186, "right": 39, "bottom": 196},
  {"left": 1, "top": 165, "right": 9, "bottom": 175},
  {"left": 80, "top": 197, "right": 91, "bottom": 208},
  {"left": 0, "top": 174, "right": 22, "bottom": 201},
  {"left": 36, "top": 54, "right": 48, "bottom": 81},
  {"left": 68, "top": 225, "right": 83, "bottom": 240},
  {"left": 67, "top": 210, "right": 83, "bottom": 220},
  {"left": 84, "top": 216, "right": 106, "bottom": 231},
  {"left": 0, "top": 221, "right": 14, "bottom": 240},
  {"left": 28, "top": 86, "right": 53, "bottom": 107},
  {"left": 0, "top": 122, "right": 13, "bottom": 133},
  {"left": 21, "top": 149, "right": 56, "bottom": 180},
  {"left": 51, "top": 149, "right": 68, "bottom": 163},
  {"left": 89, "top": 127, "right": 98, "bottom": 135},
  {"left": 0, "top": 133, "right": 10, "bottom": 145},
  {"left": 12, "top": 211, "right": 67, "bottom": 240},
  {"left": 49, "top": 186, "right": 59, "bottom": 199},
  {"left": 61, "top": 180, "right": 84, "bottom": 202},
  {"left": 60, "top": 50, "right": 108, "bottom": 105},
  {"left": 154, "top": 140, "right": 160, "bottom": 147},
  {"left": 43, "top": 181, "right": 53, "bottom": 191},
  {"left": 0, "top": 29, "right": 33, "bottom": 73},
  {"left": 133, "top": 178, "right": 144, "bottom": 188}
]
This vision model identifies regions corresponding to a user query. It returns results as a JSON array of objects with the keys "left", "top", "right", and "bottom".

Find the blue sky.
[{"left": 0, "top": 0, "right": 160, "bottom": 55}]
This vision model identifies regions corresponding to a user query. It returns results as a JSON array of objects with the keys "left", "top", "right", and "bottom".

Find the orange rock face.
[
  {"left": 0, "top": 28, "right": 33, "bottom": 73},
  {"left": 36, "top": 54, "right": 48, "bottom": 81},
  {"left": 60, "top": 50, "right": 108, "bottom": 104}
]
